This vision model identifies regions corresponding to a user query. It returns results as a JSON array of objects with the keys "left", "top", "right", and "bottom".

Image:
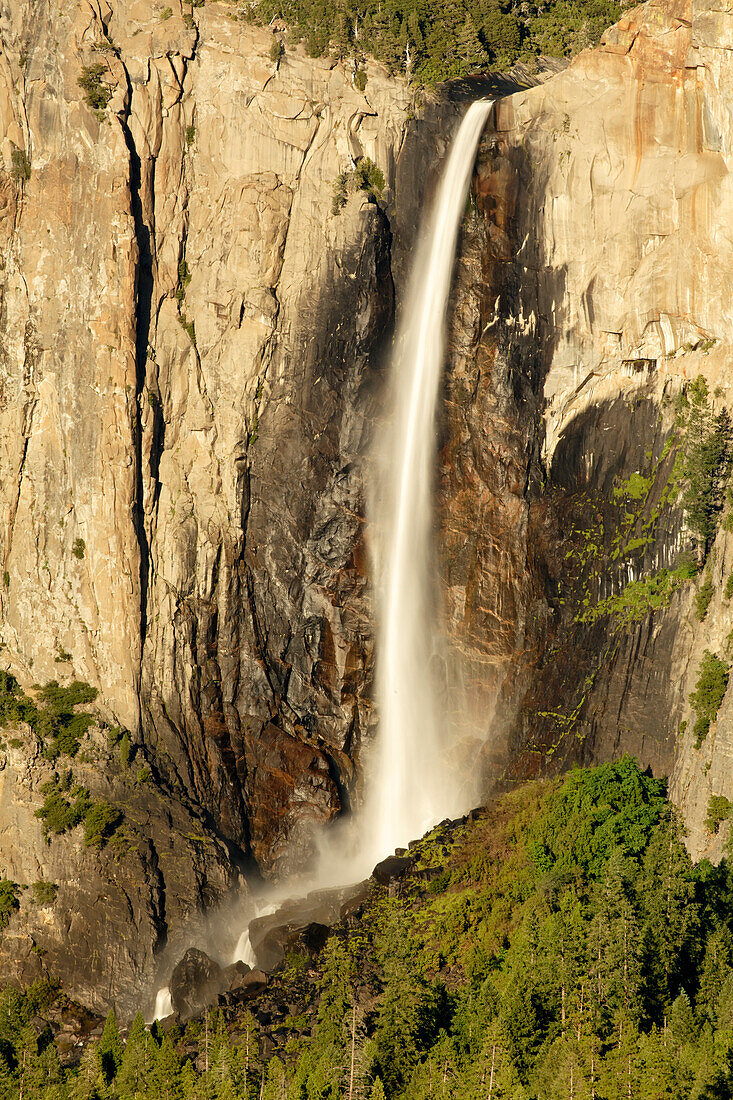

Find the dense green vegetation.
[
  {"left": 690, "top": 650, "right": 731, "bottom": 749},
  {"left": 35, "top": 772, "right": 122, "bottom": 848},
  {"left": 0, "top": 673, "right": 97, "bottom": 760},
  {"left": 678, "top": 378, "right": 733, "bottom": 563},
  {"left": 242, "top": 0, "right": 621, "bottom": 84},
  {"left": 9, "top": 759, "right": 733, "bottom": 1098}
]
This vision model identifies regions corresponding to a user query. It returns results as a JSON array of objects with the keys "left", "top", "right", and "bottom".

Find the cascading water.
[
  {"left": 150, "top": 103, "right": 493, "bottom": 1015},
  {"left": 365, "top": 99, "right": 494, "bottom": 858},
  {"left": 152, "top": 986, "right": 173, "bottom": 1022}
]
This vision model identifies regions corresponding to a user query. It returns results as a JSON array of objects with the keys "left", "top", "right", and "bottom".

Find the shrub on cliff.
[
  {"left": 77, "top": 64, "right": 113, "bottom": 113},
  {"left": 690, "top": 649, "right": 730, "bottom": 748},
  {"left": 678, "top": 376, "right": 733, "bottom": 561},
  {"left": 35, "top": 775, "right": 91, "bottom": 837},
  {"left": 695, "top": 570, "right": 714, "bottom": 620},
  {"left": 705, "top": 795, "right": 731, "bottom": 835},
  {"left": 10, "top": 146, "right": 30, "bottom": 183},
  {"left": 83, "top": 801, "right": 122, "bottom": 848},
  {"left": 0, "top": 881, "right": 19, "bottom": 931},
  {"left": 332, "top": 157, "right": 385, "bottom": 215}
]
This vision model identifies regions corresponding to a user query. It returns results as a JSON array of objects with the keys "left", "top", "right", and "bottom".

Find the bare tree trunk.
[
  {"left": 487, "top": 1042, "right": 496, "bottom": 1100},
  {"left": 348, "top": 1003, "right": 356, "bottom": 1100}
]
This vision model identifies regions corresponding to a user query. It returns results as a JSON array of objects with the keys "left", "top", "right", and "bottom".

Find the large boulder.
[{"left": 170, "top": 949, "right": 224, "bottom": 1020}]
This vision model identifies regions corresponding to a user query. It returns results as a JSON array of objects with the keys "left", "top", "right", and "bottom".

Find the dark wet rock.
[
  {"left": 372, "top": 855, "right": 414, "bottom": 886},
  {"left": 249, "top": 883, "right": 367, "bottom": 970},
  {"left": 298, "top": 922, "right": 330, "bottom": 957},
  {"left": 170, "top": 949, "right": 224, "bottom": 1021}
]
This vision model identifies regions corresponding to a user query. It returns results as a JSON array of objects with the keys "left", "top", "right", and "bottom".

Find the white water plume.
[
  {"left": 151, "top": 986, "right": 173, "bottom": 1022},
  {"left": 365, "top": 99, "right": 494, "bottom": 858}
]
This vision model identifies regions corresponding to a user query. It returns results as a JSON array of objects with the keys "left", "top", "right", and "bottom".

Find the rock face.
[
  {"left": 439, "top": 0, "right": 733, "bottom": 861},
  {"left": 0, "top": 0, "right": 501, "bottom": 1008},
  {"left": 2, "top": 0, "right": 733, "bottom": 1014},
  {"left": 0, "top": 724, "right": 234, "bottom": 1015}
]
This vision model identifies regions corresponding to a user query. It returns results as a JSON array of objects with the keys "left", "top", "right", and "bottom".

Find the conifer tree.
[
  {"left": 98, "top": 1010, "right": 124, "bottom": 1084},
  {"left": 115, "top": 1010, "right": 151, "bottom": 1098},
  {"left": 455, "top": 13, "right": 486, "bottom": 71},
  {"left": 368, "top": 1078, "right": 385, "bottom": 1100}
]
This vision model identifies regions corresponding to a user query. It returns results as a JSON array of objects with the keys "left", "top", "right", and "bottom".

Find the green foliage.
[
  {"left": 0, "top": 881, "right": 19, "bottom": 930},
  {"left": 564, "top": 380, "right": 733, "bottom": 639},
  {"left": 527, "top": 755, "right": 667, "bottom": 877},
  {"left": 35, "top": 774, "right": 91, "bottom": 837},
  {"left": 10, "top": 146, "right": 31, "bottom": 182},
  {"left": 247, "top": 0, "right": 619, "bottom": 83},
  {"left": 726, "top": 573, "right": 733, "bottom": 600},
  {"left": 354, "top": 67, "right": 367, "bottom": 91},
  {"left": 77, "top": 64, "right": 112, "bottom": 112},
  {"left": 175, "top": 259, "right": 191, "bottom": 303},
  {"left": 11, "top": 760, "right": 733, "bottom": 1099},
  {"left": 269, "top": 37, "right": 284, "bottom": 61},
  {"left": 678, "top": 376, "right": 733, "bottom": 561},
  {"left": 580, "top": 561, "right": 696, "bottom": 629},
  {"left": 159, "top": 5, "right": 173, "bottom": 18},
  {"left": 332, "top": 156, "right": 384, "bottom": 214},
  {"left": 83, "top": 801, "right": 122, "bottom": 848},
  {"left": 99, "top": 1010, "right": 123, "bottom": 1082},
  {"left": 612, "top": 470, "right": 652, "bottom": 503},
  {"left": 696, "top": 570, "right": 715, "bottom": 620},
  {"left": 185, "top": 123, "right": 196, "bottom": 146},
  {"left": 0, "top": 672, "right": 97, "bottom": 759},
  {"left": 36, "top": 774, "right": 121, "bottom": 848},
  {"left": 72, "top": 537, "right": 86, "bottom": 559},
  {"left": 178, "top": 313, "right": 196, "bottom": 344},
  {"left": 30, "top": 881, "right": 57, "bottom": 907},
  {"left": 690, "top": 650, "right": 730, "bottom": 748},
  {"left": 706, "top": 795, "right": 732, "bottom": 835}
]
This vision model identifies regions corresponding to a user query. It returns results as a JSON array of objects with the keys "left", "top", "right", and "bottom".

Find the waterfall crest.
[{"left": 366, "top": 99, "right": 493, "bottom": 857}]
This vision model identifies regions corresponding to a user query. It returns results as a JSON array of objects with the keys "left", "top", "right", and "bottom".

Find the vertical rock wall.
[{"left": 442, "top": 0, "right": 733, "bottom": 860}]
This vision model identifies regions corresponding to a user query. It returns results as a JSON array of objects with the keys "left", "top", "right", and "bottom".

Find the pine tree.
[
  {"left": 151, "top": 1034, "right": 182, "bottom": 1100},
  {"left": 368, "top": 1079, "right": 385, "bottom": 1100},
  {"left": 454, "top": 12, "right": 486, "bottom": 73},
  {"left": 639, "top": 812, "right": 697, "bottom": 1011},
  {"left": 116, "top": 1011, "right": 151, "bottom": 1099},
  {"left": 98, "top": 1010, "right": 124, "bottom": 1084},
  {"left": 69, "top": 1044, "right": 105, "bottom": 1100}
]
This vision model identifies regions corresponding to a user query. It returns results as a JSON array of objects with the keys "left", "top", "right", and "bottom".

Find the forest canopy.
[
  {"left": 8, "top": 758, "right": 733, "bottom": 1098},
  {"left": 241, "top": 0, "right": 622, "bottom": 84}
]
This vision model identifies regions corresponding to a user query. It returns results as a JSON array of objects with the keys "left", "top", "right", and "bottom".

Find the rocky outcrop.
[
  {"left": 440, "top": 0, "right": 733, "bottom": 860},
  {"left": 0, "top": 720, "right": 234, "bottom": 1015}
]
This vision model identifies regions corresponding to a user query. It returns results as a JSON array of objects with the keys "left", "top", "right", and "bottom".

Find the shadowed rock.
[{"left": 170, "top": 949, "right": 224, "bottom": 1020}]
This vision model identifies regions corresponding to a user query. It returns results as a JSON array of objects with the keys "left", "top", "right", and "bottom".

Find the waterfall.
[
  {"left": 366, "top": 99, "right": 493, "bottom": 857},
  {"left": 155, "top": 104, "right": 494, "bottom": 1007},
  {"left": 152, "top": 986, "right": 173, "bottom": 1021}
]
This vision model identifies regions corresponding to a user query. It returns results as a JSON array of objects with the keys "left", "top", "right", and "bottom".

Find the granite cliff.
[
  {"left": 0, "top": 0, "right": 731, "bottom": 1014},
  {"left": 441, "top": 0, "right": 733, "bottom": 861}
]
